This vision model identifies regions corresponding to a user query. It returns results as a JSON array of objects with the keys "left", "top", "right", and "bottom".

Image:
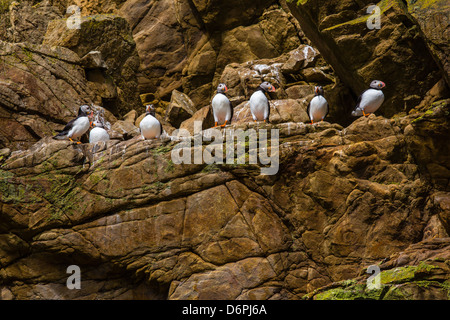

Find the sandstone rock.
[
  {"left": 179, "top": 105, "right": 215, "bottom": 135},
  {"left": 232, "top": 99, "right": 310, "bottom": 125},
  {"left": 405, "top": 99, "right": 450, "bottom": 189},
  {"left": 164, "top": 90, "right": 197, "bottom": 128},
  {"left": 43, "top": 14, "right": 141, "bottom": 117},
  {"left": 406, "top": 0, "right": 450, "bottom": 86},
  {"left": 306, "top": 238, "right": 450, "bottom": 300},
  {"left": 1, "top": 101, "right": 448, "bottom": 299},
  {"left": 123, "top": 110, "right": 137, "bottom": 124},
  {"left": 110, "top": 120, "right": 140, "bottom": 140},
  {"left": 281, "top": 44, "right": 318, "bottom": 74},
  {"left": 119, "top": 1, "right": 303, "bottom": 106},
  {"left": 0, "top": 41, "right": 97, "bottom": 151},
  {"left": 219, "top": 46, "right": 355, "bottom": 126},
  {"left": 5, "top": 1, "right": 62, "bottom": 44},
  {"left": 285, "top": 85, "right": 315, "bottom": 100},
  {"left": 285, "top": 0, "right": 444, "bottom": 116}
]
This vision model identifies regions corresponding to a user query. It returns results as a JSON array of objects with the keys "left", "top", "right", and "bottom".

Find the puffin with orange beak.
[
  {"left": 352, "top": 80, "right": 386, "bottom": 117},
  {"left": 307, "top": 86, "right": 328, "bottom": 124},
  {"left": 249, "top": 81, "right": 276, "bottom": 123},
  {"left": 53, "top": 104, "right": 93, "bottom": 144},
  {"left": 211, "top": 83, "right": 233, "bottom": 128}
]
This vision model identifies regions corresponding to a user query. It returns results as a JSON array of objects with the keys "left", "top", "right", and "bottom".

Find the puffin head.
[
  {"left": 92, "top": 119, "right": 104, "bottom": 128},
  {"left": 314, "top": 86, "right": 324, "bottom": 96},
  {"left": 79, "top": 105, "right": 92, "bottom": 116},
  {"left": 146, "top": 104, "right": 156, "bottom": 116},
  {"left": 217, "top": 83, "right": 228, "bottom": 94},
  {"left": 370, "top": 80, "right": 385, "bottom": 90},
  {"left": 260, "top": 81, "right": 276, "bottom": 93}
]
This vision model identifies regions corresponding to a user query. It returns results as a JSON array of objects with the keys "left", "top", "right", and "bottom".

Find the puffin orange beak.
[
  {"left": 270, "top": 86, "right": 276, "bottom": 92},
  {"left": 379, "top": 82, "right": 385, "bottom": 88},
  {"left": 225, "top": 86, "right": 228, "bottom": 92}
]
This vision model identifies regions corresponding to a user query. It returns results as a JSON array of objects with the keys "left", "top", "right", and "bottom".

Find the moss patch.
[
  {"left": 0, "top": 0, "right": 13, "bottom": 14},
  {"left": 321, "top": 0, "right": 395, "bottom": 32}
]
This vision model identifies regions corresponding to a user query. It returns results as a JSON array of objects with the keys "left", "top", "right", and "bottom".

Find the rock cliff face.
[
  {"left": 0, "top": 0, "right": 449, "bottom": 300},
  {"left": 285, "top": 0, "right": 446, "bottom": 117}
]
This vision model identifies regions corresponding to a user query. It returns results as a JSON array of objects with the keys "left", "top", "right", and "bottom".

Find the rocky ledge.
[
  {"left": 1, "top": 102, "right": 449, "bottom": 299},
  {"left": 0, "top": 0, "right": 449, "bottom": 300}
]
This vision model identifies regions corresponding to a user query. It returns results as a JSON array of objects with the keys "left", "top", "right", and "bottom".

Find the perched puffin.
[
  {"left": 352, "top": 80, "right": 385, "bottom": 117},
  {"left": 211, "top": 83, "right": 232, "bottom": 128},
  {"left": 307, "top": 86, "right": 329, "bottom": 124},
  {"left": 140, "top": 104, "right": 163, "bottom": 139},
  {"left": 53, "top": 104, "right": 92, "bottom": 143},
  {"left": 89, "top": 115, "right": 110, "bottom": 144},
  {"left": 249, "top": 81, "right": 276, "bottom": 122}
]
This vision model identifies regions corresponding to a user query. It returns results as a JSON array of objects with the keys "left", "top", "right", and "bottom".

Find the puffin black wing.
[
  {"left": 228, "top": 98, "right": 233, "bottom": 124},
  {"left": 354, "top": 88, "right": 369, "bottom": 111},
  {"left": 53, "top": 118, "right": 77, "bottom": 138},
  {"left": 307, "top": 99, "right": 311, "bottom": 121}
]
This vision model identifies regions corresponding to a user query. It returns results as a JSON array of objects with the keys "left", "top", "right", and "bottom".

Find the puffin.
[
  {"left": 307, "top": 86, "right": 329, "bottom": 124},
  {"left": 211, "top": 83, "right": 232, "bottom": 128},
  {"left": 89, "top": 115, "right": 110, "bottom": 144},
  {"left": 53, "top": 104, "right": 92, "bottom": 143},
  {"left": 249, "top": 81, "right": 276, "bottom": 122},
  {"left": 352, "top": 80, "right": 386, "bottom": 117},
  {"left": 139, "top": 104, "right": 163, "bottom": 139}
]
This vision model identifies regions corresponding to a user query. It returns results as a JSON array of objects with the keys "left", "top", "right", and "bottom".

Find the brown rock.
[
  {"left": 6, "top": 1, "right": 62, "bottom": 44},
  {"left": 179, "top": 105, "right": 215, "bottom": 135},
  {"left": 164, "top": 90, "right": 197, "bottom": 128},
  {"left": 43, "top": 14, "right": 141, "bottom": 117},
  {"left": 232, "top": 99, "right": 309, "bottom": 124},
  {"left": 119, "top": 1, "right": 302, "bottom": 106},
  {"left": 110, "top": 120, "right": 140, "bottom": 139},
  {"left": 0, "top": 41, "right": 97, "bottom": 151},
  {"left": 123, "top": 110, "right": 137, "bottom": 124},
  {"left": 285, "top": 0, "right": 444, "bottom": 116}
]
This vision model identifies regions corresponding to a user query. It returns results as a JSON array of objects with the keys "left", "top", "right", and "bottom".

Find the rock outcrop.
[
  {"left": 43, "top": 14, "right": 142, "bottom": 116},
  {"left": 0, "top": 4, "right": 141, "bottom": 152},
  {"left": 0, "top": 41, "right": 97, "bottom": 151},
  {"left": 119, "top": 0, "right": 304, "bottom": 105},
  {"left": 285, "top": 0, "right": 444, "bottom": 117},
  {"left": 1, "top": 100, "right": 449, "bottom": 299}
]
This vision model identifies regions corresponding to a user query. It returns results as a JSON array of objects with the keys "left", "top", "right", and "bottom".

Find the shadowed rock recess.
[{"left": 0, "top": 0, "right": 449, "bottom": 300}]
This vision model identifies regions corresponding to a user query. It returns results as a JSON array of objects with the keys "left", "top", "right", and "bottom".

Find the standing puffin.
[
  {"left": 89, "top": 114, "right": 110, "bottom": 144},
  {"left": 307, "top": 86, "right": 329, "bottom": 124},
  {"left": 249, "top": 81, "right": 276, "bottom": 122},
  {"left": 140, "top": 104, "right": 163, "bottom": 139},
  {"left": 211, "top": 83, "right": 232, "bottom": 128},
  {"left": 352, "top": 80, "right": 386, "bottom": 117},
  {"left": 53, "top": 104, "right": 92, "bottom": 143}
]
